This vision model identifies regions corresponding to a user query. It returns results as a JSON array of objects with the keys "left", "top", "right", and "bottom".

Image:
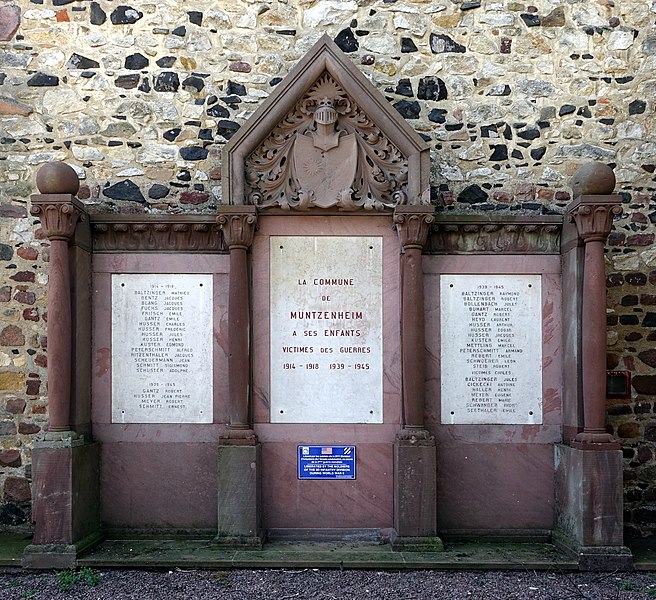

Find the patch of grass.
[
  {"left": 56, "top": 567, "right": 101, "bottom": 593},
  {"left": 20, "top": 590, "right": 36, "bottom": 599},
  {"left": 622, "top": 580, "right": 635, "bottom": 590}
]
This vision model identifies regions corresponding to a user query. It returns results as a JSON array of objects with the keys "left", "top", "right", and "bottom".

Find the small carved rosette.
[{"left": 245, "top": 72, "right": 409, "bottom": 212}]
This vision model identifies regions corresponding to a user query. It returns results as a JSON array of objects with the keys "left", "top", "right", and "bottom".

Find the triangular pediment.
[{"left": 222, "top": 35, "right": 430, "bottom": 211}]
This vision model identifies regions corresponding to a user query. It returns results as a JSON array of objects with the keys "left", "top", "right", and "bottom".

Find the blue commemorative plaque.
[{"left": 297, "top": 445, "right": 356, "bottom": 480}]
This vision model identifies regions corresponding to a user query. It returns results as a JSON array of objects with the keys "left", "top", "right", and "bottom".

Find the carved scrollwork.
[
  {"left": 245, "top": 72, "right": 408, "bottom": 211},
  {"left": 92, "top": 219, "right": 226, "bottom": 253},
  {"left": 427, "top": 220, "right": 562, "bottom": 255}
]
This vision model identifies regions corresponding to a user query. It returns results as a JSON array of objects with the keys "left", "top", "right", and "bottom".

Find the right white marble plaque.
[{"left": 440, "top": 274, "right": 542, "bottom": 425}]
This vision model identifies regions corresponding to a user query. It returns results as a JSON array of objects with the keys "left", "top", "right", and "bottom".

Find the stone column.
[
  {"left": 216, "top": 206, "right": 262, "bottom": 547},
  {"left": 554, "top": 163, "right": 630, "bottom": 570},
  {"left": 391, "top": 205, "right": 441, "bottom": 551},
  {"left": 393, "top": 205, "right": 434, "bottom": 438},
  {"left": 30, "top": 163, "right": 85, "bottom": 437},
  {"left": 567, "top": 164, "right": 622, "bottom": 449},
  {"left": 217, "top": 206, "right": 258, "bottom": 443},
  {"left": 24, "top": 163, "right": 102, "bottom": 569}
]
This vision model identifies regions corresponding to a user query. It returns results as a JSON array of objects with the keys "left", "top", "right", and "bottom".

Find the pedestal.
[
  {"left": 392, "top": 438, "right": 443, "bottom": 551},
  {"left": 553, "top": 444, "right": 632, "bottom": 570},
  {"left": 22, "top": 440, "right": 102, "bottom": 569},
  {"left": 216, "top": 444, "right": 264, "bottom": 548}
]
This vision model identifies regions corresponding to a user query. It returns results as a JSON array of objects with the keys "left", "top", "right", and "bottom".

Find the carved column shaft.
[
  {"left": 30, "top": 195, "right": 84, "bottom": 433},
  {"left": 217, "top": 207, "right": 258, "bottom": 443},
  {"left": 394, "top": 206, "right": 434, "bottom": 435},
  {"left": 568, "top": 196, "right": 622, "bottom": 448}
]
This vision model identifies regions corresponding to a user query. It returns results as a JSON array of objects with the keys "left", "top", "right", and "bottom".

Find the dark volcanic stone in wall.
[
  {"left": 0, "top": 244, "right": 13, "bottom": 261},
  {"left": 629, "top": 100, "right": 646, "bottom": 115},
  {"left": 216, "top": 120, "right": 240, "bottom": 140},
  {"left": 458, "top": 184, "right": 488, "bottom": 204},
  {"left": 430, "top": 33, "right": 465, "bottom": 53},
  {"left": 156, "top": 56, "right": 176, "bottom": 68},
  {"left": 154, "top": 72, "right": 180, "bottom": 92},
  {"left": 103, "top": 180, "right": 145, "bottom": 202},
  {"left": 148, "top": 184, "right": 169, "bottom": 199},
  {"left": 66, "top": 54, "right": 100, "bottom": 69},
  {"left": 111, "top": 6, "right": 143, "bottom": 25},
  {"left": 90, "top": 1, "right": 106, "bottom": 25},
  {"left": 393, "top": 100, "right": 420, "bottom": 119},
  {"left": 125, "top": 53, "right": 149, "bottom": 70},
  {"left": 179, "top": 146, "right": 208, "bottom": 161},
  {"left": 490, "top": 145, "right": 508, "bottom": 161},
  {"left": 183, "top": 76, "right": 205, "bottom": 92},
  {"left": 418, "top": 77, "right": 447, "bottom": 101},
  {"left": 401, "top": 37, "right": 417, "bottom": 53},
  {"left": 207, "top": 104, "right": 229, "bottom": 118},
  {"left": 521, "top": 13, "right": 541, "bottom": 27},
  {"left": 428, "top": 108, "right": 447, "bottom": 123},
  {"left": 27, "top": 73, "right": 58, "bottom": 86},
  {"left": 115, "top": 74, "right": 140, "bottom": 89},
  {"left": 334, "top": 28, "right": 358, "bottom": 53},
  {"left": 226, "top": 81, "right": 246, "bottom": 96},
  {"left": 188, "top": 11, "right": 203, "bottom": 26},
  {"left": 395, "top": 78, "right": 413, "bottom": 97}
]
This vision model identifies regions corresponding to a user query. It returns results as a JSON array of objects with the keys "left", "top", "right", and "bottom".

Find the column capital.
[
  {"left": 217, "top": 206, "right": 258, "bottom": 250},
  {"left": 30, "top": 195, "right": 85, "bottom": 242},
  {"left": 393, "top": 206, "right": 435, "bottom": 250},
  {"left": 567, "top": 195, "right": 622, "bottom": 243}
]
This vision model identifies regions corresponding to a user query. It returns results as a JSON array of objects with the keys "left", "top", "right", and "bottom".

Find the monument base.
[
  {"left": 554, "top": 443, "right": 631, "bottom": 571},
  {"left": 393, "top": 436, "right": 442, "bottom": 551},
  {"left": 22, "top": 439, "right": 102, "bottom": 569},
  {"left": 216, "top": 444, "right": 263, "bottom": 549}
]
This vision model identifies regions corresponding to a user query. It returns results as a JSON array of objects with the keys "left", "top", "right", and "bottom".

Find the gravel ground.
[{"left": 1, "top": 569, "right": 656, "bottom": 600}]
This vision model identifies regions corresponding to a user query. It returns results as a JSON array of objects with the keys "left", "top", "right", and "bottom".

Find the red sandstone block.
[
  {"left": 10, "top": 271, "right": 35, "bottom": 283},
  {"left": 18, "top": 422, "right": 41, "bottom": 435},
  {"left": 0, "top": 450, "right": 21, "bottom": 467},
  {"left": 22, "top": 308, "right": 39, "bottom": 322},
  {"left": 34, "top": 354, "right": 47, "bottom": 368},
  {"left": 0, "top": 325, "right": 25, "bottom": 346},
  {"left": 180, "top": 191, "right": 209, "bottom": 205},
  {"left": 0, "top": 286, "right": 10, "bottom": 302},
  {"left": 25, "top": 380, "right": 40, "bottom": 396},
  {"left": 3, "top": 477, "right": 30, "bottom": 503},
  {"left": 5, "top": 398, "right": 26, "bottom": 414},
  {"left": 16, "top": 247, "right": 38, "bottom": 260},
  {"left": 14, "top": 291, "right": 36, "bottom": 305}
]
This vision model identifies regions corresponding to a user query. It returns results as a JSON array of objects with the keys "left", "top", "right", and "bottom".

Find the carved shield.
[{"left": 293, "top": 133, "right": 357, "bottom": 209}]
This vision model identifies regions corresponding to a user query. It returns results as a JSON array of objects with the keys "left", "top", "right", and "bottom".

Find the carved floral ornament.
[
  {"left": 245, "top": 72, "right": 409, "bottom": 212},
  {"left": 30, "top": 199, "right": 84, "bottom": 241}
]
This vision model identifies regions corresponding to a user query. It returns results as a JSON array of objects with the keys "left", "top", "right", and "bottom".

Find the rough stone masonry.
[{"left": 0, "top": 0, "right": 655, "bottom": 537}]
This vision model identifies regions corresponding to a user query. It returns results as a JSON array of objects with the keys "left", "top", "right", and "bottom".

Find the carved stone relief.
[{"left": 245, "top": 72, "right": 409, "bottom": 212}]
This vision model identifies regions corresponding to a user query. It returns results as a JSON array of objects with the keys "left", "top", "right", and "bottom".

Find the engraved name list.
[{"left": 111, "top": 273, "right": 213, "bottom": 424}]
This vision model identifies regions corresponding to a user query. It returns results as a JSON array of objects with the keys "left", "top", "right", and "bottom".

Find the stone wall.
[{"left": 0, "top": 0, "right": 655, "bottom": 535}]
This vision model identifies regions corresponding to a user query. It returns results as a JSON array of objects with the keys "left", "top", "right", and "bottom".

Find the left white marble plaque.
[{"left": 111, "top": 273, "right": 213, "bottom": 424}]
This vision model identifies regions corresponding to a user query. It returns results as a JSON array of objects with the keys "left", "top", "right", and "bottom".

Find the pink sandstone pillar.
[
  {"left": 567, "top": 163, "right": 622, "bottom": 449},
  {"left": 393, "top": 205, "right": 435, "bottom": 438},
  {"left": 217, "top": 206, "right": 258, "bottom": 444},
  {"left": 30, "top": 163, "right": 85, "bottom": 435}
]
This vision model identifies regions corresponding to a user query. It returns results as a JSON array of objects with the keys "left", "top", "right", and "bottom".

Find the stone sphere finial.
[
  {"left": 571, "top": 162, "right": 616, "bottom": 197},
  {"left": 35, "top": 162, "right": 80, "bottom": 196}
]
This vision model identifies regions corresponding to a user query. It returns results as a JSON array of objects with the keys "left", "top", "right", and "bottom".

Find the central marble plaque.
[
  {"left": 270, "top": 236, "right": 383, "bottom": 423},
  {"left": 440, "top": 274, "right": 542, "bottom": 425},
  {"left": 111, "top": 273, "right": 213, "bottom": 424}
]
